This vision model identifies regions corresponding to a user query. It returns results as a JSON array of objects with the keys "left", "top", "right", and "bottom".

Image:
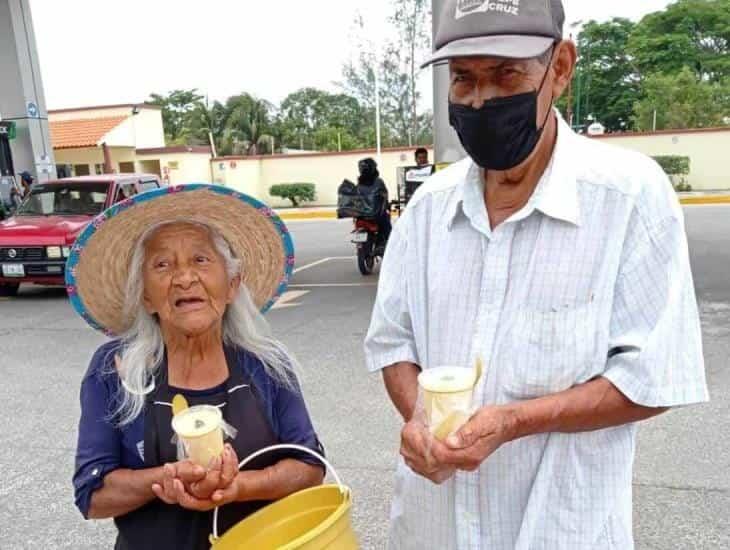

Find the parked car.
[{"left": 0, "top": 174, "right": 163, "bottom": 296}]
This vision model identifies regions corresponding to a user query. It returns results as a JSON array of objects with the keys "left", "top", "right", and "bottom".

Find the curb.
[
  {"left": 276, "top": 210, "right": 337, "bottom": 221},
  {"left": 275, "top": 196, "right": 730, "bottom": 220},
  {"left": 679, "top": 196, "right": 730, "bottom": 205}
]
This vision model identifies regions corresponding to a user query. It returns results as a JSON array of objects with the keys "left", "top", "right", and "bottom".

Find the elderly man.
[{"left": 364, "top": 1, "right": 708, "bottom": 548}]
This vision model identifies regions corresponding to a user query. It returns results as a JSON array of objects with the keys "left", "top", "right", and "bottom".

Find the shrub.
[
  {"left": 652, "top": 156, "right": 690, "bottom": 176},
  {"left": 269, "top": 183, "right": 316, "bottom": 207}
]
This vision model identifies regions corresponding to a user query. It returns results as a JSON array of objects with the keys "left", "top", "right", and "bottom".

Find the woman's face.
[{"left": 141, "top": 223, "right": 240, "bottom": 337}]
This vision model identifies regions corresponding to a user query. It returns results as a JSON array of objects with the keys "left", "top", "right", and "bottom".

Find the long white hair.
[{"left": 110, "top": 219, "right": 297, "bottom": 425}]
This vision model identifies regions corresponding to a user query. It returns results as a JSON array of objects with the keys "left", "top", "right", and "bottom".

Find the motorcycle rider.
[{"left": 356, "top": 157, "right": 391, "bottom": 250}]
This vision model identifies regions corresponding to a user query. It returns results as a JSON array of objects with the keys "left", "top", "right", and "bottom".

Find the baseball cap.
[{"left": 422, "top": 0, "right": 565, "bottom": 68}]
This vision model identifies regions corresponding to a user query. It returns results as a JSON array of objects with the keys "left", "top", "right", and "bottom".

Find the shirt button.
[{"left": 92, "top": 468, "right": 100, "bottom": 476}]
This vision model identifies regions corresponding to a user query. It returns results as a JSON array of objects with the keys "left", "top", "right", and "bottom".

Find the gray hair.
[{"left": 111, "top": 220, "right": 297, "bottom": 426}]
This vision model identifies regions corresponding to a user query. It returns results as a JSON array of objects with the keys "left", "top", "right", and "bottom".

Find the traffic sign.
[{"left": 27, "top": 102, "right": 39, "bottom": 118}]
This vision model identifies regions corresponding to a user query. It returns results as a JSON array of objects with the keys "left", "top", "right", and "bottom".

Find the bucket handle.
[{"left": 211, "top": 443, "right": 346, "bottom": 541}]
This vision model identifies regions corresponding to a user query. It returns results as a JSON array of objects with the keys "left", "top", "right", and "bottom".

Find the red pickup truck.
[{"left": 0, "top": 174, "right": 163, "bottom": 296}]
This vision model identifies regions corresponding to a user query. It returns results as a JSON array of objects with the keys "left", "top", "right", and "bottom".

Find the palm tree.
[{"left": 222, "top": 94, "right": 275, "bottom": 155}]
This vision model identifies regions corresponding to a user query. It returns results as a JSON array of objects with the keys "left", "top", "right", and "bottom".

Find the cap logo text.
[{"left": 456, "top": 0, "right": 520, "bottom": 19}]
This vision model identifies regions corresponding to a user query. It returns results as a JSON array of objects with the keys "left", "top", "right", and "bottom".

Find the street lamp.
[
  {"left": 358, "top": 9, "right": 384, "bottom": 165},
  {"left": 373, "top": 55, "right": 382, "bottom": 164},
  {"left": 567, "top": 20, "right": 583, "bottom": 130}
]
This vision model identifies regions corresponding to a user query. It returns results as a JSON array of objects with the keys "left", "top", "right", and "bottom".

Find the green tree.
[
  {"left": 391, "top": 0, "right": 431, "bottom": 143},
  {"left": 275, "top": 88, "right": 370, "bottom": 151},
  {"left": 219, "top": 93, "right": 275, "bottom": 156},
  {"left": 629, "top": 0, "right": 730, "bottom": 82},
  {"left": 633, "top": 67, "right": 730, "bottom": 130},
  {"left": 148, "top": 89, "right": 205, "bottom": 144},
  {"left": 341, "top": 3, "right": 433, "bottom": 147},
  {"left": 559, "top": 18, "right": 641, "bottom": 132},
  {"left": 184, "top": 99, "right": 227, "bottom": 152}
]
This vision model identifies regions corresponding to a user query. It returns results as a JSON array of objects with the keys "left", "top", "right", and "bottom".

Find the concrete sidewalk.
[{"left": 276, "top": 192, "right": 730, "bottom": 221}]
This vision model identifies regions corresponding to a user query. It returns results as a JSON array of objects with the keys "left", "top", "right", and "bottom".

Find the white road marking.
[
  {"left": 271, "top": 290, "right": 310, "bottom": 310},
  {"left": 293, "top": 257, "right": 356, "bottom": 274},
  {"left": 289, "top": 283, "right": 378, "bottom": 288}
]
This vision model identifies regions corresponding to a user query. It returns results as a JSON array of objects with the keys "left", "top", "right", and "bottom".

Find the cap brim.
[{"left": 421, "top": 35, "right": 555, "bottom": 68}]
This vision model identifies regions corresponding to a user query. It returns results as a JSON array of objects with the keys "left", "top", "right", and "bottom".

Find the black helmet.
[{"left": 358, "top": 158, "right": 379, "bottom": 180}]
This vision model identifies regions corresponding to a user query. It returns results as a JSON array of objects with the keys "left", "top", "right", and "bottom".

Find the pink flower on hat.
[
  {"left": 258, "top": 207, "right": 274, "bottom": 218},
  {"left": 167, "top": 185, "right": 184, "bottom": 194},
  {"left": 66, "top": 285, "right": 77, "bottom": 296},
  {"left": 116, "top": 198, "right": 134, "bottom": 210},
  {"left": 92, "top": 215, "right": 106, "bottom": 228},
  {"left": 286, "top": 255, "right": 295, "bottom": 266}
]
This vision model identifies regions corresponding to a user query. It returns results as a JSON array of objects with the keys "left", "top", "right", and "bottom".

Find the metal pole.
[
  {"left": 374, "top": 58, "right": 382, "bottom": 164},
  {"left": 432, "top": 0, "right": 465, "bottom": 164},
  {"left": 1, "top": 0, "right": 56, "bottom": 182},
  {"left": 653, "top": 110, "right": 657, "bottom": 132}
]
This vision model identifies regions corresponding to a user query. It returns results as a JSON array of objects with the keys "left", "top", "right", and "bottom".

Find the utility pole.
[
  {"left": 0, "top": 0, "right": 56, "bottom": 182},
  {"left": 431, "top": 0, "right": 465, "bottom": 164},
  {"left": 374, "top": 56, "right": 382, "bottom": 165}
]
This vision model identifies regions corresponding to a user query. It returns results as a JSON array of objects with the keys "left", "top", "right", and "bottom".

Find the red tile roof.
[{"left": 49, "top": 116, "right": 127, "bottom": 149}]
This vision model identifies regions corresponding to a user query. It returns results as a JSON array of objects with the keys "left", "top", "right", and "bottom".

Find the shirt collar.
[{"left": 448, "top": 110, "right": 581, "bottom": 230}]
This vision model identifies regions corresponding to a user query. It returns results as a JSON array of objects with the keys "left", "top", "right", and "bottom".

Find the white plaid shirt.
[{"left": 365, "top": 114, "right": 709, "bottom": 549}]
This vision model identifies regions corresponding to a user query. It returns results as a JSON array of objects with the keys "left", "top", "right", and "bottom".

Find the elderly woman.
[{"left": 69, "top": 185, "right": 324, "bottom": 549}]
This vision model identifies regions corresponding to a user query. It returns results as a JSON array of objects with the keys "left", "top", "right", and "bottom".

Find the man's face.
[
  {"left": 449, "top": 55, "right": 554, "bottom": 123},
  {"left": 416, "top": 152, "right": 429, "bottom": 167}
]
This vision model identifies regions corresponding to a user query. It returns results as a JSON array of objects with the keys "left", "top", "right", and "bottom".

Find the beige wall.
[
  {"left": 103, "top": 118, "right": 136, "bottom": 147},
  {"left": 593, "top": 130, "right": 730, "bottom": 191},
  {"left": 211, "top": 147, "right": 435, "bottom": 207},
  {"left": 212, "top": 158, "right": 262, "bottom": 196},
  {"left": 54, "top": 147, "right": 137, "bottom": 175},
  {"left": 131, "top": 108, "right": 165, "bottom": 149},
  {"left": 54, "top": 148, "right": 211, "bottom": 182},
  {"left": 139, "top": 152, "right": 213, "bottom": 185}
]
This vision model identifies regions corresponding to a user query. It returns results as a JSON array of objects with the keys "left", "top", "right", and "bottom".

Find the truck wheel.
[{"left": 0, "top": 283, "right": 20, "bottom": 297}]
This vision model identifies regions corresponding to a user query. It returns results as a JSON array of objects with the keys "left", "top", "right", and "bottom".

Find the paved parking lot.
[{"left": 1, "top": 206, "right": 729, "bottom": 549}]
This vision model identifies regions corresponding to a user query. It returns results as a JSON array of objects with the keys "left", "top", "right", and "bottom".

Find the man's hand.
[
  {"left": 434, "top": 406, "right": 515, "bottom": 472},
  {"left": 400, "top": 419, "right": 456, "bottom": 484}
]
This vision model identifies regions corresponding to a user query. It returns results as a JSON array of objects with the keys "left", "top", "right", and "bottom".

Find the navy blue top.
[{"left": 73, "top": 340, "right": 321, "bottom": 519}]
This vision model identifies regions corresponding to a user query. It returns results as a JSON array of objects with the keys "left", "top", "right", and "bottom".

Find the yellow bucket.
[{"left": 209, "top": 444, "right": 358, "bottom": 550}]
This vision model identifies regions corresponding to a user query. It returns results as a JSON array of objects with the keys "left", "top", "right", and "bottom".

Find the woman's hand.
[
  {"left": 151, "top": 444, "right": 241, "bottom": 510},
  {"left": 188, "top": 444, "right": 239, "bottom": 499}
]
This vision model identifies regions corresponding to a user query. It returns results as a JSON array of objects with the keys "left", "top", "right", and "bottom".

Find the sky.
[{"left": 28, "top": 0, "right": 673, "bottom": 111}]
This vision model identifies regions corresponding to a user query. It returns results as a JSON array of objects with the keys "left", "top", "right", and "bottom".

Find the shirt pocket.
[{"left": 500, "top": 301, "right": 599, "bottom": 400}]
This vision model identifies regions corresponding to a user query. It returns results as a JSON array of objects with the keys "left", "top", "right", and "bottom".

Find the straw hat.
[{"left": 65, "top": 184, "right": 295, "bottom": 336}]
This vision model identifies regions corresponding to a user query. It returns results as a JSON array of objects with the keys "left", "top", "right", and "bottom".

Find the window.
[
  {"left": 119, "top": 162, "right": 135, "bottom": 173},
  {"left": 16, "top": 183, "right": 110, "bottom": 216},
  {"left": 94, "top": 164, "right": 105, "bottom": 175},
  {"left": 139, "top": 180, "right": 160, "bottom": 192},
  {"left": 114, "top": 183, "right": 137, "bottom": 203},
  {"left": 74, "top": 164, "right": 90, "bottom": 176}
]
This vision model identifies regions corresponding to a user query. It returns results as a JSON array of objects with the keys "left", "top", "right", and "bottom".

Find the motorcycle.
[
  {"left": 338, "top": 177, "right": 392, "bottom": 275},
  {"left": 351, "top": 217, "right": 383, "bottom": 275}
]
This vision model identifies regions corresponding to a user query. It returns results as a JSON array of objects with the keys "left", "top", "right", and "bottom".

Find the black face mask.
[{"left": 448, "top": 55, "right": 554, "bottom": 171}]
